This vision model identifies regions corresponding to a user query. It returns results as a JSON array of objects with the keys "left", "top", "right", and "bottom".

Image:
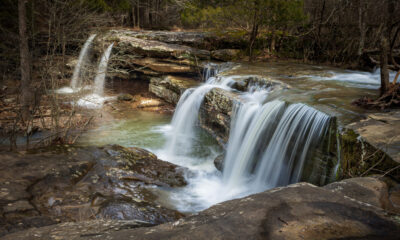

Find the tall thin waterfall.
[
  {"left": 94, "top": 43, "right": 114, "bottom": 96},
  {"left": 70, "top": 34, "right": 97, "bottom": 89}
]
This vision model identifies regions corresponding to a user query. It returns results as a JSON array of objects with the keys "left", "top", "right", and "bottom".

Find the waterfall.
[
  {"left": 251, "top": 103, "right": 330, "bottom": 189},
  {"left": 158, "top": 62, "right": 332, "bottom": 212},
  {"left": 160, "top": 63, "right": 234, "bottom": 164},
  {"left": 94, "top": 43, "right": 114, "bottom": 96},
  {"left": 222, "top": 100, "right": 286, "bottom": 188},
  {"left": 222, "top": 100, "right": 330, "bottom": 194},
  {"left": 163, "top": 76, "right": 235, "bottom": 160},
  {"left": 202, "top": 63, "right": 233, "bottom": 81},
  {"left": 70, "top": 34, "right": 97, "bottom": 89},
  {"left": 76, "top": 43, "right": 114, "bottom": 109}
]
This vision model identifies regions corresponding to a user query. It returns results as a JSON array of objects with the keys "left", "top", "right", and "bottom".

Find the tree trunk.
[
  {"left": 249, "top": 23, "right": 259, "bottom": 61},
  {"left": 357, "top": 0, "right": 367, "bottom": 57},
  {"left": 380, "top": 37, "right": 390, "bottom": 96},
  {"left": 137, "top": 1, "right": 140, "bottom": 28},
  {"left": 18, "top": 0, "right": 31, "bottom": 122},
  {"left": 132, "top": 7, "right": 136, "bottom": 28}
]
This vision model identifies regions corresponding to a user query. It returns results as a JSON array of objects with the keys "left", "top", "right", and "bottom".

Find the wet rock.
[
  {"left": 131, "top": 58, "right": 199, "bottom": 74},
  {"left": 3, "top": 180, "right": 400, "bottom": 240},
  {"left": 200, "top": 88, "right": 238, "bottom": 143},
  {"left": 211, "top": 49, "right": 240, "bottom": 61},
  {"left": 149, "top": 76, "right": 199, "bottom": 104},
  {"left": 231, "top": 75, "right": 284, "bottom": 92},
  {"left": 117, "top": 93, "right": 134, "bottom": 101},
  {"left": 1, "top": 219, "right": 154, "bottom": 240},
  {"left": 3, "top": 200, "right": 34, "bottom": 213},
  {"left": 214, "top": 154, "right": 224, "bottom": 171},
  {"left": 0, "top": 145, "right": 186, "bottom": 236},
  {"left": 390, "top": 186, "right": 400, "bottom": 209}
]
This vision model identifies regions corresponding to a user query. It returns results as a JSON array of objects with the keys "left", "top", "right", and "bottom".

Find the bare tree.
[
  {"left": 18, "top": 0, "right": 31, "bottom": 122},
  {"left": 380, "top": 37, "right": 390, "bottom": 96}
]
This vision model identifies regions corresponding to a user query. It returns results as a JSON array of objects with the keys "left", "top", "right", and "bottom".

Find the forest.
[{"left": 0, "top": 0, "right": 400, "bottom": 239}]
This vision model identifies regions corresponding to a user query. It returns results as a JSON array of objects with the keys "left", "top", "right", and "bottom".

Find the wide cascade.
[
  {"left": 158, "top": 63, "right": 332, "bottom": 211},
  {"left": 223, "top": 100, "right": 331, "bottom": 193}
]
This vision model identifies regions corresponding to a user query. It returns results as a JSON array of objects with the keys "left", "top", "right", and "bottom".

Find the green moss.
[{"left": 339, "top": 129, "right": 399, "bottom": 180}]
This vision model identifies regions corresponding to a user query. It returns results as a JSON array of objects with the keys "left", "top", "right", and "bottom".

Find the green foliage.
[{"left": 181, "top": 0, "right": 306, "bottom": 31}]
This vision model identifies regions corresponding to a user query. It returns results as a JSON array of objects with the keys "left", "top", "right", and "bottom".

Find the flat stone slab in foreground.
[{"left": 3, "top": 178, "right": 400, "bottom": 240}]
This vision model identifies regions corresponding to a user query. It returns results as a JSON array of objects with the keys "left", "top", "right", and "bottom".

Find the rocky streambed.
[
  {"left": 0, "top": 145, "right": 188, "bottom": 237},
  {"left": 1, "top": 29, "right": 400, "bottom": 239}
]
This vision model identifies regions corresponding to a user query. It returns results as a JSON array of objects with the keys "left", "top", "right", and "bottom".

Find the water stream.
[
  {"left": 75, "top": 61, "right": 390, "bottom": 213},
  {"left": 77, "top": 43, "right": 114, "bottom": 109},
  {"left": 71, "top": 34, "right": 97, "bottom": 89}
]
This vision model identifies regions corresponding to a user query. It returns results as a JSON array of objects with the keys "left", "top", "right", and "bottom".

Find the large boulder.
[
  {"left": 3, "top": 178, "right": 400, "bottom": 240},
  {"left": 149, "top": 75, "right": 199, "bottom": 105},
  {"left": 0, "top": 145, "right": 186, "bottom": 237}
]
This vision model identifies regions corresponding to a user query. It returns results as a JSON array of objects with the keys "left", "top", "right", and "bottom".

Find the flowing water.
[
  {"left": 76, "top": 61, "right": 390, "bottom": 213},
  {"left": 77, "top": 43, "right": 114, "bottom": 109},
  {"left": 71, "top": 34, "right": 97, "bottom": 89},
  {"left": 56, "top": 34, "right": 96, "bottom": 94}
]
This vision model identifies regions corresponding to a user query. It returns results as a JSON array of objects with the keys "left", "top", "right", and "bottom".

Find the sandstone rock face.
[
  {"left": 109, "top": 30, "right": 208, "bottom": 48},
  {"left": 346, "top": 111, "right": 400, "bottom": 164},
  {"left": 340, "top": 111, "right": 400, "bottom": 182},
  {"left": 200, "top": 88, "right": 237, "bottom": 143},
  {"left": 3, "top": 178, "right": 400, "bottom": 240},
  {"left": 149, "top": 76, "right": 199, "bottom": 105},
  {"left": 324, "top": 177, "right": 399, "bottom": 213},
  {"left": 103, "top": 33, "right": 210, "bottom": 60},
  {"left": 0, "top": 145, "right": 186, "bottom": 237}
]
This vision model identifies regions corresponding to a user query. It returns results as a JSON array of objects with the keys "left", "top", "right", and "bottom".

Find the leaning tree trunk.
[
  {"left": 380, "top": 37, "right": 390, "bottom": 96},
  {"left": 18, "top": 0, "right": 31, "bottom": 122}
]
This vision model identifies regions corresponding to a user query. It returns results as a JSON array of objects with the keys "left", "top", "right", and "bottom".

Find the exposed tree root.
[{"left": 353, "top": 83, "right": 400, "bottom": 109}]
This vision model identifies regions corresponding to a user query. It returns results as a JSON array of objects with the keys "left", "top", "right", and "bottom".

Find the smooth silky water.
[{"left": 73, "top": 61, "right": 392, "bottom": 214}]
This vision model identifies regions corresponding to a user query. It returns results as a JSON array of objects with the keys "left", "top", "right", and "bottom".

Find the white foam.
[
  {"left": 306, "top": 68, "right": 397, "bottom": 89},
  {"left": 76, "top": 94, "right": 113, "bottom": 109}
]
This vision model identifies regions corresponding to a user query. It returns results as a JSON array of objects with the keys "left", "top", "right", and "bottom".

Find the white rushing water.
[
  {"left": 307, "top": 68, "right": 397, "bottom": 89},
  {"left": 160, "top": 74, "right": 235, "bottom": 165},
  {"left": 202, "top": 62, "right": 234, "bottom": 81},
  {"left": 77, "top": 43, "right": 114, "bottom": 109},
  {"left": 155, "top": 63, "right": 332, "bottom": 212},
  {"left": 94, "top": 43, "right": 114, "bottom": 96},
  {"left": 70, "top": 34, "right": 97, "bottom": 89}
]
